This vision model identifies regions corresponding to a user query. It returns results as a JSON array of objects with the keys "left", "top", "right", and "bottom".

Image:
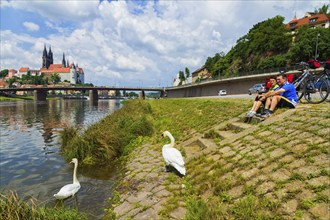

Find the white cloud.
[
  {"left": 1, "top": 0, "right": 99, "bottom": 22},
  {"left": 1, "top": 0, "right": 329, "bottom": 87},
  {"left": 23, "top": 22, "right": 39, "bottom": 32}
]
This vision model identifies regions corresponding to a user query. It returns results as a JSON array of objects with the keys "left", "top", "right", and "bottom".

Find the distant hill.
[{"left": 204, "top": 14, "right": 330, "bottom": 78}]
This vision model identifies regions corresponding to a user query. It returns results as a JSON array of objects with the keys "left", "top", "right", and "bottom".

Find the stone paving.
[{"left": 111, "top": 103, "right": 330, "bottom": 219}]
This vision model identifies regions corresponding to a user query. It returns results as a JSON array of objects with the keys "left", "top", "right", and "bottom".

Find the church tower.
[
  {"left": 48, "top": 46, "right": 53, "bottom": 66},
  {"left": 62, "top": 53, "right": 66, "bottom": 67},
  {"left": 42, "top": 44, "right": 47, "bottom": 68},
  {"left": 42, "top": 45, "right": 54, "bottom": 69}
]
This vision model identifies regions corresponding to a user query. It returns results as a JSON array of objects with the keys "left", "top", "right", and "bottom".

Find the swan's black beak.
[{"left": 161, "top": 133, "right": 164, "bottom": 137}]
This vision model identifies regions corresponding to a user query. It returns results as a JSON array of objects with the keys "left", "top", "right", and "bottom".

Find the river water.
[{"left": 0, "top": 99, "right": 122, "bottom": 218}]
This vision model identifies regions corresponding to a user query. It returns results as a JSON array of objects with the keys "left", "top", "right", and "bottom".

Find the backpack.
[{"left": 307, "top": 59, "right": 321, "bottom": 69}]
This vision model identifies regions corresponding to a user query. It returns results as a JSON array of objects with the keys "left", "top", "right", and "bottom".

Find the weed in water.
[{"left": 0, "top": 192, "right": 87, "bottom": 220}]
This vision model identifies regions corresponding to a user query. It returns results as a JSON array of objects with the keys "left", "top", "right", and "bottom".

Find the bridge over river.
[
  {"left": 0, "top": 65, "right": 324, "bottom": 100},
  {"left": 0, "top": 86, "right": 166, "bottom": 101}
]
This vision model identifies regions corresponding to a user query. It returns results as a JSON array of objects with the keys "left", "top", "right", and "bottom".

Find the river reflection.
[{"left": 0, "top": 99, "right": 122, "bottom": 218}]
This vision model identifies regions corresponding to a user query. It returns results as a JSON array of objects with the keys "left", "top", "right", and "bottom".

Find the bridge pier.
[
  {"left": 160, "top": 90, "right": 166, "bottom": 98},
  {"left": 89, "top": 90, "right": 98, "bottom": 103},
  {"left": 139, "top": 90, "right": 145, "bottom": 99},
  {"left": 33, "top": 90, "right": 47, "bottom": 101}
]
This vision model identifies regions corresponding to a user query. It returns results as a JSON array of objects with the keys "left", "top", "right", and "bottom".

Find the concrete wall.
[{"left": 166, "top": 72, "right": 289, "bottom": 98}]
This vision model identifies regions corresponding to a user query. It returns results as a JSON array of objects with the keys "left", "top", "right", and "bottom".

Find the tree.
[
  {"left": 128, "top": 92, "right": 138, "bottom": 98},
  {"left": 185, "top": 67, "right": 190, "bottom": 79},
  {"left": 0, "top": 69, "right": 8, "bottom": 78},
  {"left": 290, "top": 26, "right": 330, "bottom": 62},
  {"left": 178, "top": 71, "right": 185, "bottom": 85},
  {"left": 314, "top": 4, "right": 329, "bottom": 15},
  {"left": 5, "top": 77, "right": 16, "bottom": 87},
  {"left": 115, "top": 90, "right": 121, "bottom": 97},
  {"left": 50, "top": 73, "right": 61, "bottom": 85}
]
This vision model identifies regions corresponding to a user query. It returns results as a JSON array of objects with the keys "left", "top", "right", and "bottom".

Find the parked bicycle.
[{"left": 292, "top": 61, "right": 329, "bottom": 104}]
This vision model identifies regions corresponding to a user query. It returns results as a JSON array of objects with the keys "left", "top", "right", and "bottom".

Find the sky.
[{"left": 1, "top": 0, "right": 329, "bottom": 87}]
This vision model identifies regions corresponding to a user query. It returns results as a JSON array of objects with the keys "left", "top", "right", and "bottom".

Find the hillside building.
[
  {"left": 191, "top": 66, "right": 211, "bottom": 83},
  {"left": 286, "top": 12, "right": 330, "bottom": 33}
]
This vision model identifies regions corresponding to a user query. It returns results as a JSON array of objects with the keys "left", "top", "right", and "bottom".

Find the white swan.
[
  {"left": 54, "top": 158, "right": 81, "bottom": 199},
  {"left": 162, "top": 131, "right": 186, "bottom": 175}
]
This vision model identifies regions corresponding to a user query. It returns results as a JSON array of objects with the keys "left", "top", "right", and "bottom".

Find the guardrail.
[{"left": 169, "top": 64, "right": 325, "bottom": 89}]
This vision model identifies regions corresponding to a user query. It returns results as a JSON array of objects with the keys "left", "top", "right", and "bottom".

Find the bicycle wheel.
[
  {"left": 296, "top": 83, "right": 304, "bottom": 101},
  {"left": 303, "top": 77, "right": 329, "bottom": 104}
]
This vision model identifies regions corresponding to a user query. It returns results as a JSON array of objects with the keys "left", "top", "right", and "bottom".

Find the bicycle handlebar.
[{"left": 295, "top": 61, "right": 308, "bottom": 65}]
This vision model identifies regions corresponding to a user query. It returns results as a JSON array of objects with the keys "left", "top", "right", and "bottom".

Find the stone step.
[
  {"left": 230, "top": 122, "right": 254, "bottom": 130},
  {"left": 217, "top": 130, "right": 236, "bottom": 139},
  {"left": 242, "top": 116, "right": 264, "bottom": 124}
]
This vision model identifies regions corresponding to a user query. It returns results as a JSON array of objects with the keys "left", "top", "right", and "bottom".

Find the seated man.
[
  {"left": 258, "top": 73, "right": 298, "bottom": 118},
  {"left": 246, "top": 76, "right": 279, "bottom": 117}
]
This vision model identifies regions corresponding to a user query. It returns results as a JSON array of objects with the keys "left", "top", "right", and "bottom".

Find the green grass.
[
  {"left": 60, "top": 98, "right": 251, "bottom": 166},
  {"left": 0, "top": 192, "right": 87, "bottom": 220},
  {"left": 0, "top": 96, "right": 33, "bottom": 101},
  {"left": 60, "top": 100, "right": 154, "bottom": 166},
  {"left": 60, "top": 98, "right": 328, "bottom": 219}
]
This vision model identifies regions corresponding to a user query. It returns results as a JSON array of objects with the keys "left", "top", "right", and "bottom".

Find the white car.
[{"left": 218, "top": 90, "right": 227, "bottom": 96}]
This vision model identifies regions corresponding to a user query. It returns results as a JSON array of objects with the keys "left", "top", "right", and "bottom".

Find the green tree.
[
  {"left": 314, "top": 4, "right": 329, "bottom": 15},
  {"left": 178, "top": 70, "right": 185, "bottom": 85},
  {"left": 50, "top": 73, "right": 61, "bottom": 85},
  {"left": 185, "top": 67, "right": 190, "bottom": 79},
  {"left": 128, "top": 92, "right": 138, "bottom": 98},
  {"left": 204, "top": 16, "right": 291, "bottom": 75},
  {"left": 5, "top": 77, "right": 16, "bottom": 87},
  {"left": 115, "top": 90, "right": 121, "bottom": 97},
  {"left": 290, "top": 26, "right": 330, "bottom": 62},
  {"left": 0, "top": 69, "right": 8, "bottom": 78}
]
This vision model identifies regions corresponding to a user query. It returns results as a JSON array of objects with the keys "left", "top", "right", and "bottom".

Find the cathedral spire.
[
  {"left": 62, "top": 53, "right": 66, "bottom": 67},
  {"left": 42, "top": 44, "right": 47, "bottom": 68},
  {"left": 43, "top": 44, "right": 47, "bottom": 57}
]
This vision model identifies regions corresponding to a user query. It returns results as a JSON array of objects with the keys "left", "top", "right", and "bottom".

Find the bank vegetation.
[{"left": 60, "top": 99, "right": 251, "bottom": 166}]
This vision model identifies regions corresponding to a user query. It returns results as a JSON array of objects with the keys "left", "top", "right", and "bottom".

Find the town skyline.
[{"left": 1, "top": 0, "right": 328, "bottom": 87}]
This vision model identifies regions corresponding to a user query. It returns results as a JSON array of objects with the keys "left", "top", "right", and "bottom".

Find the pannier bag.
[{"left": 307, "top": 59, "right": 321, "bottom": 69}]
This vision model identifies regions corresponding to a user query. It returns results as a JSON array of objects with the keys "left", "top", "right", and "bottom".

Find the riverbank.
[
  {"left": 0, "top": 192, "right": 87, "bottom": 220},
  {"left": 106, "top": 99, "right": 329, "bottom": 219},
  {"left": 0, "top": 96, "right": 33, "bottom": 101}
]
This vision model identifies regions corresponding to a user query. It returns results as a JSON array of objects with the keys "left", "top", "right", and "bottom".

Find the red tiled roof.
[
  {"left": 48, "top": 64, "right": 63, "bottom": 69},
  {"left": 287, "top": 13, "right": 330, "bottom": 29},
  {"left": 191, "top": 66, "right": 206, "bottom": 74},
  {"left": 40, "top": 67, "right": 71, "bottom": 73},
  {"left": 19, "top": 67, "right": 29, "bottom": 72}
]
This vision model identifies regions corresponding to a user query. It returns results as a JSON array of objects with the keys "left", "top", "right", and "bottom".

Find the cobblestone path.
[{"left": 111, "top": 103, "right": 329, "bottom": 219}]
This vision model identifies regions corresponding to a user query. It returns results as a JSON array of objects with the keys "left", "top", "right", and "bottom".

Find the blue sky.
[{"left": 1, "top": 0, "right": 329, "bottom": 87}]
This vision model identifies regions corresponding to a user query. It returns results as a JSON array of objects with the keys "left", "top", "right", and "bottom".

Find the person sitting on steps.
[
  {"left": 246, "top": 76, "right": 279, "bottom": 117},
  {"left": 257, "top": 73, "right": 298, "bottom": 118}
]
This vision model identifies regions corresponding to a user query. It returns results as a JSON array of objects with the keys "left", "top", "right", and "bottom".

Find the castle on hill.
[
  {"left": 40, "top": 45, "right": 84, "bottom": 84},
  {"left": 4, "top": 45, "right": 85, "bottom": 85}
]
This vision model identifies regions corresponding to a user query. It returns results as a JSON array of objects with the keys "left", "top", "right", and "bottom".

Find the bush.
[{"left": 60, "top": 100, "right": 154, "bottom": 166}]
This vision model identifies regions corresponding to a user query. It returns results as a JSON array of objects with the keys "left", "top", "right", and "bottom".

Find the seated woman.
[{"left": 246, "top": 76, "right": 279, "bottom": 117}]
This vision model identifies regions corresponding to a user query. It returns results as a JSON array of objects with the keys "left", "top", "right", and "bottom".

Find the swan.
[
  {"left": 54, "top": 158, "right": 81, "bottom": 199},
  {"left": 162, "top": 131, "right": 186, "bottom": 176}
]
